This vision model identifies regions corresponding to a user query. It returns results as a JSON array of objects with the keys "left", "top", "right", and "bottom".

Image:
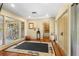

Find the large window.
[
  {"left": 21, "top": 22, "right": 25, "bottom": 38},
  {"left": 5, "top": 17, "right": 20, "bottom": 44},
  {"left": 0, "top": 16, "right": 3, "bottom": 45},
  {"left": 0, "top": 16, "right": 25, "bottom": 45}
]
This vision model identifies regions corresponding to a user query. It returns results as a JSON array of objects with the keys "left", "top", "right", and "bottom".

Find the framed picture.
[{"left": 29, "top": 23, "right": 34, "bottom": 29}]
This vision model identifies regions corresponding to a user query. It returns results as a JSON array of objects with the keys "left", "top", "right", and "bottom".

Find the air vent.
[{"left": 32, "top": 12, "right": 37, "bottom": 14}]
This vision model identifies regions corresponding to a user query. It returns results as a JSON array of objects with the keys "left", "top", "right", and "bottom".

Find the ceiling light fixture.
[
  {"left": 28, "top": 16, "right": 31, "bottom": 18},
  {"left": 11, "top": 4, "right": 15, "bottom": 8},
  {"left": 46, "top": 14, "right": 49, "bottom": 17}
]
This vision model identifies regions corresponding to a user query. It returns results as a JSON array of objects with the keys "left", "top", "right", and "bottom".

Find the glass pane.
[
  {"left": 21, "top": 22, "right": 24, "bottom": 38},
  {"left": 15, "top": 21, "right": 19, "bottom": 39},
  {"left": 0, "top": 16, "right": 3, "bottom": 45},
  {"left": 5, "top": 17, "right": 19, "bottom": 44}
]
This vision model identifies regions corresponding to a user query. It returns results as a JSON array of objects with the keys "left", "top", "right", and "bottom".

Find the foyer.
[{"left": 0, "top": 3, "right": 78, "bottom": 56}]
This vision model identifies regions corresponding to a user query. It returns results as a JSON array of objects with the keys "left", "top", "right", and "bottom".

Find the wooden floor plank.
[{"left": 51, "top": 40, "right": 65, "bottom": 56}]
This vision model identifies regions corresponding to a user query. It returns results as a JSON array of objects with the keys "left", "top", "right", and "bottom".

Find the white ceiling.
[{"left": 2, "top": 3, "right": 64, "bottom": 19}]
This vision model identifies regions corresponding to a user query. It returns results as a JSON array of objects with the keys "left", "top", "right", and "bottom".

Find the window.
[
  {"left": 21, "top": 22, "right": 25, "bottom": 38},
  {"left": 5, "top": 17, "right": 19, "bottom": 44},
  {"left": 0, "top": 16, "right": 3, "bottom": 45}
]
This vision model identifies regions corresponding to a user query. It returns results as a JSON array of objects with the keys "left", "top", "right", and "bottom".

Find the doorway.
[{"left": 43, "top": 22, "right": 50, "bottom": 42}]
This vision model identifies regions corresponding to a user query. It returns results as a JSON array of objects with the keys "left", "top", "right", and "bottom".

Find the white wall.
[
  {"left": 77, "top": 4, "right": 79, "bottom": 55},
  {"left": 55, "top": 4, "right": 71, "bottom": 55},
  {"left": 26, "top": 17, "right": 55, "bottom": 39}
]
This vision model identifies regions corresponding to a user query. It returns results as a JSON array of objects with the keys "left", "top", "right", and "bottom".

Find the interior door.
[
  {"left": 43, "top": 22, "right": 50, "bottom": 42},
  {"left": 58, "top": 13, "right": 69, "bottom": 55}
]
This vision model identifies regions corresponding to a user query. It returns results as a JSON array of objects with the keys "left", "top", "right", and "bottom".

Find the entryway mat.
[{"left": 14, "top": 42, "right": 48, "bottom": 53}]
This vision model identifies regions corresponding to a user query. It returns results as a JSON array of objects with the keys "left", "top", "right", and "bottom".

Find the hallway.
[{"left": 0, "top": 3, "right": 78, "bottom": 56}]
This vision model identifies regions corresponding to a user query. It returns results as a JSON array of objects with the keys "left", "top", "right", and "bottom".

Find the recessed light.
[
  {"left": 28, "top": 16, "right": 31, "bottom": 18},
  {"left": 46, "top": 14, "right": 49, "bottom": 17},
  {"left": 11, "top": 4, "right": 15, "bottom": 8}
]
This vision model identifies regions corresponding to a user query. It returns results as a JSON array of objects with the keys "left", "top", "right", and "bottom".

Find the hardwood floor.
[
  {"left": 0, "top": 51, "right": 32, "bottom": 56},
  {"left": 0, "top": 38, "right": 65, "bottom": 56},
  {"left": 51, "top": 40, "right": 65, "bottom": 56}
]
